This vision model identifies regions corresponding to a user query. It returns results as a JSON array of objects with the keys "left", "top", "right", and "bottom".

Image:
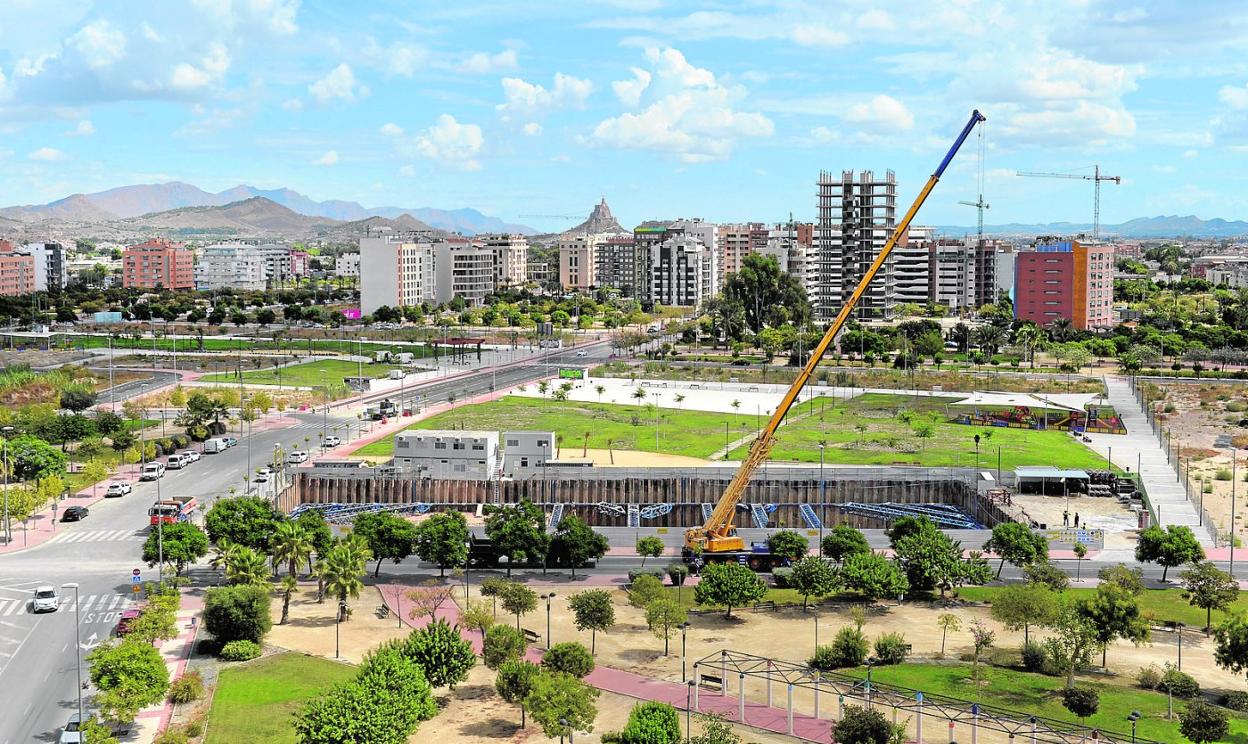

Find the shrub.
[
  {"left": 1216, "top": 469, "right": 1233, "bottom": 481},
  {"left": 153, "top": 729, "right": 189, "bottom": 744},
  {"left": 1023, "top": 561, "right": 1070, "bottom": 591},
  {"left": 628, "top": 569, "right": 664, "bottom": 584},
  {"left": 629, "top": 574, "right": 665, "bottom": 607},
  {"left": 1227, "top": 401, "right": 1247, "bottom": 413},
  {"left": 185, "top": 720, "right": 204, "bottom": 737},
  {"left": 1204, "top": 481, "right": 1214, "bottom": 493},
  {"left": 1223, "top": 690, "right": 1248, "bottom": 712},
  {"left": 665, "top": 563, "right": 688, "bottom": 587},
  {"left": 167, "top": 671, "right": 204, "bottom": 704},
  {"left": 873, "top": 633, "right": 909, "bottom": 665},
  {"left": 619, "top": 701, "right": 681, "bottom": 744},
  {"left": 542, "top": 642, "right": 595, "bottom": 678},
  {"left": 832, "top": 705, "right": 900, "bottom": 744},
  {"left": 219, "top": 639, "right": 262, "bottom": 661},
  {"left": 204, "top": 585, "right": 272, "bottom": 644},
  {"left": 771, "top": 566, "right": 793, "bottom": 588},
  {"left": 809, "top": 627, "right": 868, "bottom": 670},
  {"left": 1020, "top": 641, "right": 1047, "bottom": 673},
  {"left": 1062, "top": 687, "right": 1099, "bottom": 720},
  {"left": 483, "top": 624, "right": 528, "bottom": 670},
  {"left": 194, "top": 638, "right": 222, "bottom": 656},
  {"left": 1160, "top": 666, "right": 1200, "bottom": 698}
]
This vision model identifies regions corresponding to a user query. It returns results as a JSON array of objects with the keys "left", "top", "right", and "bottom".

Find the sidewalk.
[{"left": 135, "top": 593, "right": 203, "bottom": 741}]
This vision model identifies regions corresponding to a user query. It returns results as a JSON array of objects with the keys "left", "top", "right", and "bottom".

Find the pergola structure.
[{"left": 690, "top": 650, "right": 1155, "bottom": 744}]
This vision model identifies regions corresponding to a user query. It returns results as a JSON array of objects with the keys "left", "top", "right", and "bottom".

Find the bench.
[
  {"left": 376, "top": 605, "right": 390, "bottom": 619},
  {"left": 523, "top": 628, "right": 541, "bottom": 644},
  {"left": 751, "top": 601, "right": 777, "bottom": 612},
  {"left": 699, "top": 673, "right": 723, "bottom": 691}
]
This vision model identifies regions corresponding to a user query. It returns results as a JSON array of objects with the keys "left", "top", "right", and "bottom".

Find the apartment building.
[
  {"left": 719, "top": 223, "right": 769, "bottom": 281},
  {"left": 335, "top": 253, "right": 360, "bottom": 279},
  {"left": 557, "top": 234, "right": 598, "bottom": 290},
  {"left": 1013, "top": 240, "right": 1114, "bottom": 330},
  {"left": 432, "top": 239, "right": 495, "bottom": 306},
  {"left": 479, "top": 233, "right": 528, "bottom": 287},
  {"left": 0, "top": 241, "right": 36, "bottom": 297},
  {"left": 816, "top": 170, "right": 897, "bottom": 321},
  {"left": 596, "top": 235, "right": 636, "bottom": 295},
  {"left": 649, "top": 235, "right": 718, "bottom": 307},
  {"left": 121, "top": 238, "right": 194, "bottom": 290},
  {"left": 20, "top": 242, "right": 67, "bottom": 292},
  {"left": 392, "top": 430, "right": 499, "bottom": 479},
  {"left": 501, "top": 431, "right": 555, "bottom": 477},
  {"left": 758, "top": 225, "right": 816, "bottom": 295},
  {"left": 995, "top": 247, "right": 1017, "bottom": 303},
  {"left": 892, "top": 226, "right": 934, "bottom": 308},
  {"left": 359, "top": 235, "right": 432, "bottom": 315},
  {"left": 195, "top": 242, "right": 268, "bottom": 291},
  {"left": 931, "top": 238, "right": 975, "bottom": 311}
]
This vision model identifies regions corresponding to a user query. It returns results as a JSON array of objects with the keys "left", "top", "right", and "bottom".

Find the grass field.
[
  {"left": 352, "top": 397, "right": 759, "bottom": 458},
  {"left": 727, "top": 393, "right": 1108, "bottom": 470},
  {"left": 861, "top": 662, "right": 1248, "bottom": 741},
  {"left": 72, "top": 334, "right": 435, "bottom": 358},
  {"left": 958, "top": 585, "right": 1248, "bottom": 629},
  {"left": 205, "top": 653, "right": 355, "bottom": 744},
  {"left": 199, "top": 359, "right": 404, "bottom": 387}
]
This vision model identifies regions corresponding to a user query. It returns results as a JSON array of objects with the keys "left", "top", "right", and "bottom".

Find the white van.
[
  {"left": 166, "top": 453, "right": 189, "bottom": 469},
  {"left": 203, "top": 438, "right": 227, "bottom": 454},
  {"left": 140, "top": 462, "right": 166, "bottom": 481}
]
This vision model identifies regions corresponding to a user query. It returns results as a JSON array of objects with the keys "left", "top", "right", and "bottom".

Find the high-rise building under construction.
[{"left": 815, "top": 169, "right": 897, "bottom": 322}]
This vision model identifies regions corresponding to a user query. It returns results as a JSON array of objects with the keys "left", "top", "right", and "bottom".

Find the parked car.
[
  {"left": 253, "top": 471, "right": 270, "bottom": 484},
  {"left": 178, "top": 450, "right": 201, "bottom": 463},
  {"left": 115, "top": 609, "right": 141, "bottom": 637},
  {"left": 139, "top": 462, "right": 165, "bottom": 481},
  {"left": 287, "top": 450, "right": 309, "bottom": 464},
  {"left": 165, "top": 453, "right": 189, "bottom": 469},
  {"left": 323, "top": 436, "right": 341, "bottom": 448},
  {"left": 32, "top": 585, "right": 59, "bottom": 613},
  {"left": 57, "top": 713, "right": 83, "bottom": 743},
  {"left": 61, "top": 506, "right": 89, "bottom": 522},
  {"left": 222, "top": 436, "right": 238, "bottom": 448},
  {"left": 104, "top": 482, "right": 132, "bottom": 498}
]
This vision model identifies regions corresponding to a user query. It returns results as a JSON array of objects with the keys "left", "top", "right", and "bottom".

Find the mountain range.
[
  {"left": 0, "top": 181, "right": 536, "bottom": 236},
  {"left": 935, "top": 215, "right": 1248, "bottom": 239}
]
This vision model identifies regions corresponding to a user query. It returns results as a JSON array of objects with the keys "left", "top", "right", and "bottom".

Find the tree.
[
  {"left": 353, "top": 511, "right": 418, "bottom": 577},
  {"left": 989, "top": 583, "right": 1057, "bottom": 645},
  {"left": 414, "top": 510, "right": 469, "bottom": 577},
  {"left": 568, "top": 589, "right": 616, "bottom": 654},
  {"left": 499, "top": 581, "right": 538, "bottom": 631},
  {"left": 543, "top": 641, "right": 595, "bottom": 677},
  {"left": 1181, "top": 561, "right": 1239, "bottom": 631},
  {"left": 693, "top": 562, "right": 766, "bottom": 618},
  {"left": 225, "top": 545, "right": 270, "bottom": 586},
  {"left": 1180, "top": 701, "right": 1230, "bottom": 744},
  {"left": 1061, "top": 687, "right": 1099, "bottom": 722},
  {"left": 983, "top": 522, "right": 1049, "bottom": 579},
  {"left": 204, "top": 584, "right": 272, "bottom": 643},
  {"left": 787, "top": 557, "right": 837, "bottom": 609},
  {"left": 968, "top": 620, "right": 995, "bottom": 683},
  {"left": 1079, "top": 583, "right": 1149, "bottom": 667},
  {"left": 629, "top": 574, "right": 666, "bottom": 608},
  {"left": 524, "top": 670, "right": 599, "bottom": 741},
  {"left": 839, "top": 551, "right": 909, "bottom": 601},
  {"left": 403, "top": 617, "right": 476, "bottom": 689},
  {"left": 204, "top": 496, "right": 281, "bottom": 552},
  {"left": 495, "top": 660, "right": 540, "bottom": 728},
  {"left": 1024, "top": 560, "right": 1071, "bottom": 591},
  {"left": 821, "top": 524, "right": 870, "bottom": 563},
  {"left": 295, "top": 509, "right": 334, "bottom": 563},
  {"left": 636, "top": 536, "right": 665, "bottom": 567},
  {"left": 87, "top": 638, "right": 170, "bottom": 725},
  {"left": 766, "top": 529, "right": 809, "bottom": 564},
  {"left": 1044, "top": 602, "right": 1102, "bottom": 688},
  {"left": 1098, "top": 564, "right": 1145, "bottom": 595},
  {"left": 688, "top": 714, "right": 742, "bottom": 744},
  {"left": 830, "top": 705, "right": 899, "bottom": 744},
  {"left": 279, "top": 575, "right": 297, "bottom": 625},
  {"left": 7, "top": 434, "right": 67, "bottom": 481},
  {"left": 721, "top": 253, "right": 812, "bottom": 335},
  {"left": 293, "top": 679, "right": 420, "bottom": 744},
  {"left": 461, "top": 599, "right": 494, "bottom": 646},
  {"left": 59, "top": 386, "right": 97, "bottom": 412},
  {"left": 892, "top": 518, "right": 991, "bottom": 596},
  {"left": 484, "top": 500, "right": 550, "bottom": 572},
  {"left": 550, "top": 515, "right": 609, "bottom": 578},
  {"left": 483, "top": 624, "right": 528, "bottom": 670},
  {"left": 270, "top": 521, "right": 314, "bottom": 579},
  {"left": 352, "top": 645, "right": 437, "bottom": 737},
  {"left": 620, "top": 702, "right": 682, "bottom": 744},
  {"left": 645, "top": 599, "right": 688, "bottom": 656},
  {"left": 937, "top": 614, "right": 961, "bottom": 657},
  {"left": 1135, "top": 524, "right": 1205, "bottom": 582},
  {"left": 322, "top": 539, "right": 370, "bottom": 622},
  {"left": 141, "top": 522, "right": 208, "bottom": 577}
]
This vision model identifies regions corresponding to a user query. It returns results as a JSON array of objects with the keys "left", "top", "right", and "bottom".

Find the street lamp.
[
  {"left": 1, "top": 425, "right": 13, "bottom": 543},
  {"left": 335, "top": 599, "right": 347, "bottom": 658},
  {"left": 543, "top": 592, "right": 557, "bottom": 649},
  {"left": 464, "top": 540, "right": 472, "bottom": 602},
  {"left": 817, "top": 443, "right": 825, "bottom": 546},
  {"left": 63, "top": 582, "right": 84, "bottom": 725},
  {"left": 499, "top": 554, "right": 511, "bottom": 579},
  {"left": 680, "top": 621, "right": 691, "bottom": 682},
  {"left": 560, "top": 717, "right": 572, "bottom": 744},
  {"left": 686, "top": 680, "right": 695, "bottom": 744},
  {"left": 1127, "top": 710, "right": 1141, "bottom": 743},
  {"left": 865, "top": 657, "right": 877, "bottom": 709}
]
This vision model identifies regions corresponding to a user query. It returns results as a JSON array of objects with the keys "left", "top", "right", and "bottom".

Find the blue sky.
[{"left": 1, "top": 0, "right": 1246, "bottom": 232}]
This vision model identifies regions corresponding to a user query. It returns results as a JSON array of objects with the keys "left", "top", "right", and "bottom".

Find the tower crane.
[
  {"left": 959, "top": 124, "right": 989, "bottom": 249},
  {"left": 1015, "top": 166, "right": 1121, "bottom": 242},
  {"left": 684, "top": 109, "right": 987, "bottom": 564}
]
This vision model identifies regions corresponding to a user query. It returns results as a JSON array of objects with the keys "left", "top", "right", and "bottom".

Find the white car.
[
  {"left": 253, "top": 471, "right": 270, "bottom": 484},
  {"left": 178, "top": 450, "right": 201, "bottom": 463},
  {"left": 287, "top": 451, "right": 309, "bottom": 464},
  {"left": 575, "top": 350, "right": 587, "bottom": 357},
  {"left": 32, "top": 585, "right": 59, "bottom": 613},
  {"left": 323, "top": 436, "right": 341, "bottom": 448},
  {"left": 57, "top": 713, "right": 83, "bottom": 744},
  {"left": 104, "top": 482, "right": 132, "bottom": 498}
]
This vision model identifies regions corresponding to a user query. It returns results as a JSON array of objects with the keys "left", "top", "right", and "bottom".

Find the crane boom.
[
  {"left": 685, "top": 110, "right": 987, "bottom": 555},
  {"left": 1016, "top": 166, "right": 1121, "bottom": 241}
]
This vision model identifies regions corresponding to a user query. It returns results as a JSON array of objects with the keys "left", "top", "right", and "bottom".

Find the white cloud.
[
  {"left": 66, "top": 20, "right": 127, "bottom": 69},
  {"left": 1220, "top": 84, "right": 1248, "bottom": 110},
  {"left": 140, "top": 23, "right": 163, "bottom": 43},
  {"left": 379, "top": 122, "right": 404, "bottom": 137},
  {"left": 999, "top": 101, "right": 1137, "bottom": 145},
  {"left": 68, "top": 119, "right": 94, "bottom": 136},
  {"left": 314, "top": 150, "right": 339, "bottom": 166},
  {"left": 360, "top": 38, "right": 428, "bottom": 77},
  {"left": 789, "top": 24, "right": 849, "bottom": 48},
  {"left": 398, "top": 164, "right": 416, "bottom": 177},
  {"left": 842, "top": 94, "right": 914, "bottom": 133},
  {"left": 612, "top": 67, "right": 651, "bottom": 106},
  {"left": 857, "top": 10, "right": 895, "bottom": 31},
  {"left": 593, "top": 47, "right": 772, "bottom": 162},
  {"left": 282, "top": 97, "right": 303, "bottom": 111},
  {"left": 409, "top": 114, "right": 484, "bottom": 170},
  {"left": 28, "top": 147, "right": 68, "bottom": 161},
  {"left": 191, "top": 0, "right": 299, "bottom": 35},
  {"left": 309, "top": 63, "right": 367, "bottom": 103},
  {"left": 522, "top": 122, "right": 542, "bottom": 136},
  {"left": 458, "top": 49, "right": 518, "bottom": 75},
  {"left": 498, "top": 73, "right": 593, "bottom": 116},
  {"left": 1184, "top": 149, "right": 1199, "bottom": 158},
  {"left": 170, "top": 42, "right": 230, "bottom": 91},
  {"left": 808, "top": 126, "right": 838, "bottom": 144}
]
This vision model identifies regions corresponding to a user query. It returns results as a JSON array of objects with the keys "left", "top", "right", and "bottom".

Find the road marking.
[{"left": 0, "top": 620, "right": 21, "bottom": 630}]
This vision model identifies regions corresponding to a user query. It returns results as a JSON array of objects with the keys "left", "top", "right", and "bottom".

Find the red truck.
[{"left": 148, "top": 496, "right": 196, "bottom": 525}]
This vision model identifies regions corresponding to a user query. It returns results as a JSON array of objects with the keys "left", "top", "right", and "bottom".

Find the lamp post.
[
  {"left": 680, "top": 621, "right": 691, "bottom": 681},
  {"left": 865, "top": 657, "right": 876, "bottom": 709},
  {"left": 335, "top": 599, "right": 347, "bottom": 658},
  {"left": 686, "top": 680, "right": 695, "bottom": 744},
  {"left": 1177, "top": 623, "right": 1184, "bottom": 671},
  {"left": 2, "top": 425, "right": 13, "bottom": 544},
  {"left": 63, "top": 582, "right": 84, "bottom": 725},
  {"left": 500, "top": 554, "right": 511, "bottom": 579},
  {"left": 817, "top": 443, "right": 825, "bottom": 546},
  {"left": 1127, "top": 710, "right": 1140, "bottom": 743},
  {"left": 464, "top": 541, "right": 472, "bottom": 602},
  {"left": 560, "top": 718, "right": 572, "bottom": 744},
  {"left": 543, "top": 592, "right": 556, "bottom": 649}
]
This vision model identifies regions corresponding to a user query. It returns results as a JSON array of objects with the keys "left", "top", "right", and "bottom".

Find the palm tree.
[
  {"left": 594, "top": 384, "right": 605, "bottom": 403},
  {"left": 632, "top": 387, "right": 646, "bottom": 404},
  {"left": 311, "top": 559, "right": 329, "bottom": 603},
  {"left": 279, "top": 575, "right": 297, "bottom": 625},
  {"left": 1047, "top": 317, "right": 1074, "bottom": 343},
  {"left": 674, "top": 393, "right": 686, "bottom": 410},
  {"left": 1014, "top": 324, "right": 1047, "bottom": 369},
  {"left": 972, "top": 324, "right": 1006, "bottom": 358},
  {"left": 209, "top": 540, "right": 241, "bottom": 573},
  {"left": 271, "top": 521, "right": 313, "bottom": 578},
  {"left": 226, "top": 546, "right": 270, "bottom": 586},
  {"left": 322, "top": 542, "right": 369, "bottom": 622}
]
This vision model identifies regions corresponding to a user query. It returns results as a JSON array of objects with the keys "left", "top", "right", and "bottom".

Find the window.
[{"left": 506, "top": 439, "right": 519, "bottom": 447}]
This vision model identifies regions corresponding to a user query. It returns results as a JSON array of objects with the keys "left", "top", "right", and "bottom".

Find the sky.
[{"left": 1, "top": 0, "right": 1247, "bottom": 232}]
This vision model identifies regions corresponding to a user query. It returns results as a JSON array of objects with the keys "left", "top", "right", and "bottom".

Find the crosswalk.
[
  {"left": 45, "top": 529, "right": 146, "bottom": 545},
  {"left": 0, "top": 592, "right": 138, "bottom": 616}
]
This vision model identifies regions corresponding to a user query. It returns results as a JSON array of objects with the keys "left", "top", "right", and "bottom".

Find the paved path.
[{"left": 1084, "top": 377, "right": 1212, "bottom": 546}]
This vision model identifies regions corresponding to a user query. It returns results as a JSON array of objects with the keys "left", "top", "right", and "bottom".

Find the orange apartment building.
[
  {"left": 122, "top": 239, "right": 195, "bottom": 290},
  {"left": 0, "top": 241, "right": 36, "bottom": 296}
]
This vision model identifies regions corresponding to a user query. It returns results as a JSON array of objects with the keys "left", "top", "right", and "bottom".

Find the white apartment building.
[
  {"left": 392, "top": 430, "right": 499, "bottom": 480},
  {"left": 20, "top": 242, "right": 67, "bottom": 291},
  {"left": 995, "top": 248, "right": 1017, "bottom": 303},
  {"left": 502, "top": 431, "right": 555, "bottom": 477},
  {"left": 933, "top": 239, "right": 975, "bottom": 311},
  {"left": 816, "top": 169, "right": 897, "bottom": 321},
  {"left": 256, "top": 244, "right": 295, "bottom": 287},
  {"left": 432, "top": 240, "right": 495, "bottom": 305},
  {"left": 892, "top": 226, "right": 934, "bottom": 309},
  {"left": 649, "top": 235, "right": 718, "bottom": 307},
  {"left": 758, "top": 228, "right": 816, "bottom": 297},
  {"left": 335, "top": 253, "right": 360, "bottom": 279},
  {"left": 359, "top": 235, "right": 432, "bottom": 316},
  {"left": 557, "top": 234, "right": 598, "bottom": 290},
  {"left": 480, "top": 234, "right": 528, "bottom": 287},
  {"left": 195, "top": 242, "right": 267, "bottom": 291}
]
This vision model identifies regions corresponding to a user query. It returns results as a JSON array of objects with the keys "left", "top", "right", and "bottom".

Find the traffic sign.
[
  {"left": 132, "top": 585, "right": 141, "bottom": 593},
  {"left": 131, "top": 576, "right": 142, "bottom": 584},
  {"left": 132, "top": 569, "right": 141, "bottom": 577}
]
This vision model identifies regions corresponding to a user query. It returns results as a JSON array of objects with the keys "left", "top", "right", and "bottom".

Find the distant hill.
[
  {"left": 559, "top": 198, "right": 626, "bottom": 238},
  {"left": 935, "top": 215, "right": 1248, "bottom": 239},
  {"left": 117, "top": 197, "right": 339, "bottom": 236},
  {"left": 0, "top": 181, "right": 536, "bottom": 236}
]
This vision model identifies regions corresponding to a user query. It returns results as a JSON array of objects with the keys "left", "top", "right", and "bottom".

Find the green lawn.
[
  {"left": 72, "top": 334, "right": 434, "bottom": 358},
  {"left": 205, "top": 653, "right": 356, "bottom": 744},
  {"left": 959, "top": 585, "right": 1248, "bottom": 629},
  {"left": 352, "top": 397, "right": 759, "bottom": 458},
  {"left": 199, "top": 359, "right": 404, "bottom": 387},
  {"left": 861, "top": 662, "right": 1248, "bottom": 742},
  {"left": 728, "top": 394, "right": 1109, "bottom": 470}
]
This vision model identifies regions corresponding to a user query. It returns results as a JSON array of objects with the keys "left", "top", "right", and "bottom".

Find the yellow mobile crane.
[{"left": 685, "top": 110, "right": 987, "bottom": 565}]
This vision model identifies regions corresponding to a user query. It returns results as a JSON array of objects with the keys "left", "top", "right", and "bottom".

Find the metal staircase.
[
  {"left": 548, "top": 503, "right": 565, "bottom": 530},
  {"left": 833, "top": 502, "right": 981, "bottom": 529},
  {"left": 798, "top": 503, "right": 822, "bottom": 530},
  {"left": 749, "top": 503, "right": 769, "bottom": 529},
  {"left": 701, "top": 503, "right": 714, "bottom": 521},
  {"left": 627, "top": 504, "right": 641, "bottom": 528}
]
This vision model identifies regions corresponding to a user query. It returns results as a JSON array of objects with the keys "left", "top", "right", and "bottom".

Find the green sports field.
[{"left": 199, "top": 359, "right": 404, "bottom": 387}]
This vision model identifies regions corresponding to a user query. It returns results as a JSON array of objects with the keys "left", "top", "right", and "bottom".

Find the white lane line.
[{"left": 0, "top": 620, "right": 21, "bottom": 630}]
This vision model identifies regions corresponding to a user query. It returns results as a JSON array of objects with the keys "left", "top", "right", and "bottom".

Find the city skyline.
[{"left": 1, "top": 1, "right": 1245, "bottom": 231}]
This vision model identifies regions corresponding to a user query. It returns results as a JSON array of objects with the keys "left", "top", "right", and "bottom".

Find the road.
[{"left": 0, "top": 339, "right": 614, "bottom": 743}]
